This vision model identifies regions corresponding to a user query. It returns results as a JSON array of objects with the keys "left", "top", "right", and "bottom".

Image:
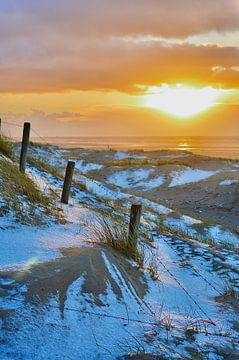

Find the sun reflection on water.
[{"left": 177, "top": 141, "right": 192, "bottom": 151}]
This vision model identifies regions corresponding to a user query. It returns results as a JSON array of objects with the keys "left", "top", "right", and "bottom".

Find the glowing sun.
[{"left": 144, "top": 84, "right": 223, "bottom": 117}]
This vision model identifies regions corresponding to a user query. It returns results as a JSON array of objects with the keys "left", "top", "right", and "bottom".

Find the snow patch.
[
  {"left": 108, "top": 169, "right": 164, "bottom": 190},
  {"left": 0, "top": 204, "right": 97, "bottom": 271},
  {"left": 164, "top": 218, "right": 239, "bottom": 247},
  {"left": 76, "top": 175, "right": 128, "bottom": 200},
  {"left": 207, "top": 226, "right": 239, "bottom": 247},
  {"left": 169, "top": 168, "right": 216, "bottom": 187},
  {"left": 134, "top": 197, "right": 172, "bottom": 215},
  {"left": 75, "top": 160, "right": 104, "bottom": 174},
  {"left": 181, "top": 215, "right": 202, "bottom": 225},
  {"left": 219, "top": 179, "right": 236, "bottom": 185},
  {"left": 114, "top": 151, "right": 145, "bottom": 160}
]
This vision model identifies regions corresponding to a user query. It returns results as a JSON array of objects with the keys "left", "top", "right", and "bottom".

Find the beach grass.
[
  {"left": 93, "top": 217, "right": 144, "bottom": 265},
  {"left": 0, "top": 157, "right": 61, "bottom": 223},
  {"left": 0, "top": 135, "right": 14, "bottom": 159}
]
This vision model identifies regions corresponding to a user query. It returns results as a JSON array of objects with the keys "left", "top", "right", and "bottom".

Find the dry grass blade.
[
  {"left": 0, "top": 135, "right": 14, "bottom": 159},
  {"left": 0, "top": 158, "right": 62, "bottom": 223},
  {"left": 93, "top": 217, "right": 144, "bottom": 265}
]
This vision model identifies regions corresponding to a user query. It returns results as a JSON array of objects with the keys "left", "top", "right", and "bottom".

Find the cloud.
[
  {"left": 2, "top": 105, "right": 239, "bottom": 138},
  {"left": 0, "top": 0, "right": 238, "bottom": 39},
  {"left": 0, "top": 41, "right": 238, "bottom": 93},
  {"left": 1, "top": 110, "right": 84, "bottom": 137},
  {"left": 0, "top": 1, "right": 238, "bottom": 94}
]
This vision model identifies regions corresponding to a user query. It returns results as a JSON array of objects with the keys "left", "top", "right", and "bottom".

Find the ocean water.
[{"left": 40, "top": 136, "right": 239, "bottom": 160}]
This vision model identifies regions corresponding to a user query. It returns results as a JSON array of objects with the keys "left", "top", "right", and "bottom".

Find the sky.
[{"left": 0, "top": 0, "right": 238, "bottom": 137}]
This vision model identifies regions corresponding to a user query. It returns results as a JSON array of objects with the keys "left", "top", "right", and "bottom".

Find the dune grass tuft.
[
  {"left": 93, "top": 217, "right": 144, "bottom": 265},
  {"left": 0, "top": 158, "right": 61, "bottom": 223},
  {"left": 0, "top": 136, "right": 14, "bottom": 159}
]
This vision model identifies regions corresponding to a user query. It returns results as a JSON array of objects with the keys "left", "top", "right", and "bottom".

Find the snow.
[
  {"left": 181, "top": 214, "right": 202, "bottom": 225},
  {"left": 114, "top": 151, "right": 145, "bottom": 160},
  {"left": 76, "top": 174, "right": 128, "bottom": 200},
  {"left": 75, "top": 160, "right": 104, "bottom": 173},
  {"left": 136, "top": 197, "right": 172, "bottom": 215},
  {"left": 163, "top": 217, "right": 239, "bottom": 248},
  {"left": 0, "top": 195, "right": 5, "bottom": 207},
  {"left": 159, "top": 154, "right": 189, "bottom": 158},
  {"left": 108, "top": 168, "right": 164, "bottom": 190},
  {"left": 30, "top": 146, "right": 67, "bottom": 169},
  {"left": 142, "top": 176, "right": 165, "bottom": 189},
  {"left": 27, "top": 167, "right": 60, "bottom": 193},
  {"left": 169, "top": 168, "right": 217, "bottom": 187},
  {"left": 207, "top": 225, "right": 239, "bottom": 247},
  {"left": 0, "top": 209, "right": 17, "bottom": 229},
  {"left": 1, "top": 145, "right": 239, "bottom": 359},
  {"left": 220, "top": 179, "right": 236, "bottom": 185},
  {"left": 1, "top": 235, "right": 238, "bottom": 359},
  {"left": 0, "top": 206, "right": 96, "bottom": 271},
  {"left": 0, "top": 271, "right": 153, "bottom": 359}
]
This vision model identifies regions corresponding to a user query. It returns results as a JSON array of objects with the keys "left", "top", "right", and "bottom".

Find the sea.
[{"left": 37, "top": 136, "right": 239, "bottom": 160}]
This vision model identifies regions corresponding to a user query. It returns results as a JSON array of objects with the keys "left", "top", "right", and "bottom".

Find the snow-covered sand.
[
  {"left": 108, "top": 168, "right": 164, "bottom": 190},
  {"left": 1, "top": 146, "right": 239, "bottom": 359},
  {"left": 169, "top": 168, "right": 217, "bottom": 187},
  {"left": 114, "top": 151, "right": 145, "bottom": 160},
  {"left": 75, "top": 160, "right": 104, "bottom": 173},
  {"left": 220, "top": 179, "right": 236, "bottom": 185}
]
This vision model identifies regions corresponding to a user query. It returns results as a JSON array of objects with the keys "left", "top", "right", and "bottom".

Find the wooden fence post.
[
  {"left": 61, "top": 161, "right": 75, "bottom": 204},
  {"left": 19, "top": 122, "right": 31, "bottom": 173},
  {"left": 128, "top": 204, "right": 142, "bottom": 248}
]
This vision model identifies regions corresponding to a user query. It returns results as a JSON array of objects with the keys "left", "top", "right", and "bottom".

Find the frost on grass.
[{"left": 169, "top": 167, "right": 217, "bottom": 187}]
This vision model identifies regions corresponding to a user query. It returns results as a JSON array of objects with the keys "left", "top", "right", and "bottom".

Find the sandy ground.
[
  {"left": 64, "top": 148, "right": 239, "bottom": 229},
  {"left": 1, "top": 245, "right": 147, "bottom": 314},
  {"left": 1, "top": 145, "right": 239, "bottom": 359}
]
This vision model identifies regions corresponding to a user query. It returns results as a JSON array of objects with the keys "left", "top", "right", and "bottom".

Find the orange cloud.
[
  {"left": 2, "top": 104, "right": 239, "bottom": 137},
  {"left": 0, "top": 1, "right": 238, "bottom": 94},
  {"left": 0, "top": 42, "right": 238, "bottom": 93}
]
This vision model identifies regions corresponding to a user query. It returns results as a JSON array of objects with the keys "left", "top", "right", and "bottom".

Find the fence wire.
[{"left": 0, "top": 118, "right": 238, "bottom": 341}]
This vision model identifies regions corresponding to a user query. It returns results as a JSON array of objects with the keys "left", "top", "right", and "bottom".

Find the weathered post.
[
  {"left": 128, "top": 204, "right": 142, "bottom": 249},
  {"left": 0, "top": 118, "right": 2, "bottom": 135},
  {"left": 19, "top": 122, "right": 31, "bottom": 173},
  {"left": 61, "top": 161, "right": 75, "bottom": 204}
]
